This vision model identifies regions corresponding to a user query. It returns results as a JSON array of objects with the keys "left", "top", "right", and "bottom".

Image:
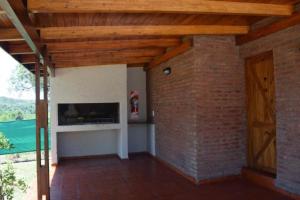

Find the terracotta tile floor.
[{"left": 44, "top": 154, "right": 294, "bottom": 200}]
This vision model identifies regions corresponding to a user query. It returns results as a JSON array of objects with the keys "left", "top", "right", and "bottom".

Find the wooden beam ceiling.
[
  {"left": 0, "top": 0, "right": 298, "bottom": 69},
  {"left": 28, "top": 0, "right": 293, "bottom": 16},
  {"left": 6, "top": 42, "right": 33, "bottom": 55},
  {"left": 22, "top": 63, "right": 48, "bottom": 75},
  {"left": 14, "top": 54, "right": 36, "bottom": 64},
  {"left": 148, "top": 39, "right": 193, "bottom": 69},
  {"left": 50, "top": 48, "right": 165, "bottom": 60},
  {"left": 33, "top": 13, "right": 251, "bottom": 28},
  {"left": 0, "top": 0, "right": 54, "bottom": 75},
  {"left": 236, "top": 11, "right": 300, "bottom": 45},
  {"left": 0, "top": 28, "right": 23, "bottom": 41},
  {"left": 54, "top": 56, "right": 154, "bottom": 68},
  {"left": 0, "top": 0, "right": 41, "bottom": 54},
  {"left": 46, "top": 38, "right": 181, "bottom": 53},
  {"left": 40, "top": 25, "right": 249, "bottom": 39}
]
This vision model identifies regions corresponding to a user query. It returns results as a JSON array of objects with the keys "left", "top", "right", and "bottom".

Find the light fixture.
[{"left": 163, "top": 67, "right": 171, "bottom": 75}]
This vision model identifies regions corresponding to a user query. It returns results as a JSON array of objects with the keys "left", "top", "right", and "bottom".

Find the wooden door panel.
[{"left": 246, "top": 51, "right": 276, "bottom": 174}]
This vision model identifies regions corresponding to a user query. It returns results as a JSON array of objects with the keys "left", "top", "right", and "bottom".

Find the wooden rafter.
[
  {"left": 14, "top": 54, "right": 36, "bottom": 64},
  {"left": 0, "top": 28, "right": 23, "bottom": 41},
  {"left": 33, "top": 13, "right": 252, "bottom": 29},
  {"left": 291, "top": 0, "right": 300, "bottom": 4},
  {"left": 28, "top": 0, "right": 293, "bottom": 16},
  {"left": 46, "top": 38, "right": 181, "bottom": 53},
  {"left": 40, "top": 25, "right": 249, "bottom": 39},
  {"left": 54, "top": 56, "right": 153, "bottom": 68},
  {"left": 0, "top": 1, "right": 40, "bottom": 54},
  {"left": 148, "top": 39, "right": 193, "bottom": 69},
  {"left": 50, "top": 48, "right": 165, "bottom": 60},
  {"left": 23, "top": 63, "right": 47, "bottom": 75},
  {"left": 0, "top": 0, "right": 54, "bottom": 75},
  {"left": 6, "top": 42, "right": 33, "bottom": 55},
  {"left": 236, "top": 11, "right": 300, "bottom": 45}
]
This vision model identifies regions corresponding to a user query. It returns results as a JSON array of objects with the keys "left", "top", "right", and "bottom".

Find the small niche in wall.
[{"left": 58, "top": 103, "right": 119, "bottom": 126}]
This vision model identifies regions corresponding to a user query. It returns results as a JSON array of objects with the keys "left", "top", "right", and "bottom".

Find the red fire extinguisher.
[{"left": 130, "top": 90, "right": 139, "bottom": 119}]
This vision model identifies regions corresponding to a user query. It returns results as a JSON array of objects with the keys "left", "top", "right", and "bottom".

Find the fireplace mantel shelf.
[{"left": 56, "top": 123, "right": 121, "bottom": 133}]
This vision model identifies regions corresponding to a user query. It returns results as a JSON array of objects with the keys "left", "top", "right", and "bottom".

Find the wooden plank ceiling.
[{"left": 0, "top": 0, "right": 299, "bottom": 72}]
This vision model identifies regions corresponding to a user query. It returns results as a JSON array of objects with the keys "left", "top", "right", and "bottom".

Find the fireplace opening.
[{"left": 58, "top": 103, "right": 119, "bottom": 126}]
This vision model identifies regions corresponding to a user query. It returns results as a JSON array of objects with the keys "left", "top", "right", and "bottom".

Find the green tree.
[
  {"left": 9, "top": 65, "right": 35, "bottom": 92},
  {"left": 15, "top": 112, "right": 24, "bottom": 121},
  {"left": 8, "top": 64, "right": 48, "bottom": 97},
  {"left": 0, "top": 134, "right": 13, "bottom": 149},
  {"left": 0, "top": 133, "right": 27, "bottom": 200}
]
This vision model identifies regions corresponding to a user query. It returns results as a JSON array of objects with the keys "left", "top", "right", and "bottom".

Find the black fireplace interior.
[{"left": 58, "top": 103, "right": 119, "bottom": 125}]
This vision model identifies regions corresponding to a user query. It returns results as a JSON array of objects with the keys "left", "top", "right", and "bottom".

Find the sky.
[{"left": 0, "top": 47, "right": 35, "bottom": 100}]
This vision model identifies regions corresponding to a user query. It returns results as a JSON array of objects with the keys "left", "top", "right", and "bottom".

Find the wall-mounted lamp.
[{"left": 163, "top": 67, "right": 171, "bottom": 75}]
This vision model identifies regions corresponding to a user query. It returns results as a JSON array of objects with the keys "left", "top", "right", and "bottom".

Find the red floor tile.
[{"left": 29, "top": 154, "right": 295, "bottom": 200}]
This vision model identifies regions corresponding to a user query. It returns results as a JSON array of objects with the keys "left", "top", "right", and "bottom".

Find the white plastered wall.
[{"left": 50, "top": 65, "right": 128, "bottom": 164}]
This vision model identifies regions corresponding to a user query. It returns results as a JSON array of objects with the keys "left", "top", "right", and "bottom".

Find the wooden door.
[{"left": 245, "top": 51, "right": 276, "bottom": 174}]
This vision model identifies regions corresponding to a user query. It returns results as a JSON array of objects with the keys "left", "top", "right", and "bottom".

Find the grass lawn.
[
  {"left": 0, "top": 152, "right": 49, "bottom": 200},
  {"left": 12, "top": 161, "right": 36, "bottom": 200}
]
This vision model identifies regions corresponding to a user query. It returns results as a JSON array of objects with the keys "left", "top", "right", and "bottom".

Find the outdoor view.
[{"left": 0, "top": 47, "right": 47, "bottom": 200}]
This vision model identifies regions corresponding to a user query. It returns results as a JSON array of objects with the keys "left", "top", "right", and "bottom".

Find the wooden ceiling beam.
[
  {"left": 6, "top": 42, "right": 33, "bottom": 55},
  {"left": 23, "top": 64, "right": 48, "bottom": 76},
  {"left": 148, "top": 39, "right": 193, "bottom": 69},
  {"left": 46, "top": 38, "right": 181, "bottom": 53},
  {"left": 28, "top": 0, "right": 293, "bottom": 16},
  {"left": 40, "top": 25, "right": 249, "bottom": 39},
  {"left": 0, "top": 1, "right": 40, "bottom": 54},
  {"left": 236, "top": 11, "right": 300, "bottom": 45},
  {"left": 50, "top": 48, "right": 165, "bottom": 61},
  {"left": 54, "top": 56, "right": 153, "bottom": 68},
  {"left": 14, "top": 54, "right": 36, "bottom": 64},
  {"left": 0, "top": 28, "right": 23, "bottom": 41},
  {"left": 0, "top": 0, "right": 54, "bottom": 75},
  {"left": 291, "top": 0, "right": 300, "bottom": 3}
]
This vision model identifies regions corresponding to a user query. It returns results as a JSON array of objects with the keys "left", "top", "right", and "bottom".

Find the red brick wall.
[
  {"left": 194, "top": 36, "right": 246, "bottom": 180},
  {"left": 147, "top": 49, "right": 199, "bottom": 179},
  {"left": 147, "top": 36, "right": 246, "bottom": 181},
  {"left": 240, "top": 24, "right": 300, "bottom": 195},
  {"left": 148, "top": 27, "right": 300, "bottom": 194}
]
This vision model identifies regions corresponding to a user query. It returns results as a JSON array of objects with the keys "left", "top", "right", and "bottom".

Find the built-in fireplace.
[{"left": 58, "top": 103, "right": 119, "bottom": 126}]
